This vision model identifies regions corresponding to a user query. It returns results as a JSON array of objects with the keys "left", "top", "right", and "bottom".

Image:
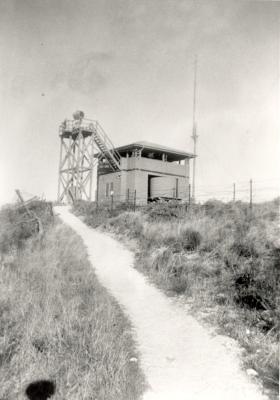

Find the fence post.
[
  {"left": 95, "top": 185, "right": 99, "bottom": 210},
  {"left": 233, "top": 183, "right": 236, "bottom": 202},
  {"left": 133, "top": 190, "right": 136, "bottom": 212},
  {"left": 249, "top": 179, "right": 253, "bottom": 212},
  {"left": 15, "top": 189, "right": 43, "bottom": 234}
]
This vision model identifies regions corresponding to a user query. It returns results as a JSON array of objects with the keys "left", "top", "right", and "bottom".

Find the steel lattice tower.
[{"left": 57, "top": 111, "right": 121, "bottom": 203}]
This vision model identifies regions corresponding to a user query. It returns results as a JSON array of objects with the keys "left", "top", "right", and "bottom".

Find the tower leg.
[
  {"left": 57, "top": 137, "right": 63, "bottom": 202},
  {"left": 58, "top": 124, "right": 97, "bottom": 203},
  {"left": 89, "top": 134, "right": 94, "bottom": 200}
]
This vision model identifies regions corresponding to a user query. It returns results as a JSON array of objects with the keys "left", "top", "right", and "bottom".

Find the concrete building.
[{"left": 96, "top": 141, "right": 195, "bottom": 205}]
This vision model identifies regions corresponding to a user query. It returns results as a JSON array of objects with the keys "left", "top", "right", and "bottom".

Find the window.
[
  {"left": 110, "top": 182, "right": 114, "bottom": 193},
  {"left": 106, "top": 183, "right": 109, "bottom": 198}
]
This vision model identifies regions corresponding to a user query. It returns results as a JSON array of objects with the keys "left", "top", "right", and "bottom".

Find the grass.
[
  {"left": 0, "top": 200, "right": 53, "bottom": 254},
  {"left": 0, "top": 204, "right": 146, "bottom": 400},
  {"left": 73, "top": 198, "right": 279, "bottom": 399}
]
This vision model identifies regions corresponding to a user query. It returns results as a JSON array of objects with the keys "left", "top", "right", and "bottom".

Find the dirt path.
[{"left": 55, "top": 206, "right": 267, "bottom": 400}]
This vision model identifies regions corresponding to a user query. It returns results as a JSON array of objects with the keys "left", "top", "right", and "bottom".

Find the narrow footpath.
[{"left": 55, "top": 206, "right": 267, "bottom": 400}]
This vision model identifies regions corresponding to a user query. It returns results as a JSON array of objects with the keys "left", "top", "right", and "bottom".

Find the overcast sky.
[{"left": 0, "top": 0, "right": 279, "bottom": 204}]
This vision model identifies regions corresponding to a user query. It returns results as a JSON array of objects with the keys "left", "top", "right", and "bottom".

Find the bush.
[
  {"left": 107, "top": 212, "right": 143, "bottom": 237},
  {"left": 203, "top": 199, "right": 226, "bottom": 218},
  {"left": 180, "top": 228, "right": 201, "bottom": 251},
  {"left": 0, "top": 201, "right": 53, "bottom": 253},
  {"left": 144, "top": 201, "right": 187, "bottom": 221},
  {"left": 73, "top": 201, "right": 133, "bottom": 228},
  {"left": 73, "top": 199, "right": 96, "bottom": 214}
]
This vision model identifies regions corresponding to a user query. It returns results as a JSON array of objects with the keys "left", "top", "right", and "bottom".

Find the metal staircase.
[
  {"left": 92, "top": 122, "right": 121, "bottom": 171},
  {"left": 60, "top": 117, "right": 121, "bottom": 172}
]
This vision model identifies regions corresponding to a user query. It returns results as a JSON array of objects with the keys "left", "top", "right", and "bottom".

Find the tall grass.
[
  {"left": 74, "top": 199, "right": 279, "bottom": 399},
  {"left": 0, "top": 207, "right": 145, "bottom": 399},
  {"left": 0, "top": 200, "right": 53, "bottom": 254}
]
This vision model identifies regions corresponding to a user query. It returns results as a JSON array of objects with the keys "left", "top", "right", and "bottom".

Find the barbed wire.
[{"left": 6, "top": 178, "right": 279, "bottom": 210}]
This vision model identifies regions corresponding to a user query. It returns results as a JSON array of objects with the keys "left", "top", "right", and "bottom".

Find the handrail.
[
  {"left": 96, "top": 122, "right": 121, "bottom": 161},
  {"left": 59, "top": 118, "right": 121, "bottom": 170}
]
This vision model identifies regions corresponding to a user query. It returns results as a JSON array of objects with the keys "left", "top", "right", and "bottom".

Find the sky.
[{"left": 0, "top": 0, "right": 279, "bottom": 204}]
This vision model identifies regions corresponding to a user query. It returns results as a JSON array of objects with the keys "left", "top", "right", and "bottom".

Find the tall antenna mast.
[{"left": 191, "top": 55, "right": 198, "bottom": 202}]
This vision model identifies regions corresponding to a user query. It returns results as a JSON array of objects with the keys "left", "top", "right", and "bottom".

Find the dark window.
[{"left": 106, "top": 183, "right": 109, "bottom": 197}]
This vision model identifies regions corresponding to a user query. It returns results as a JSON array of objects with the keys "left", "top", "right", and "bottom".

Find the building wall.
[
  {"left": 97, "top": 171, "right": 122, "bottom": 203},
  {"left": 124, "top": 157, "right": 189, "bottom": 177},
  {"left": 97, "top": 156, "right": 190, "bottom": 205},
  {"left": 134, "top": 170, "right": 149, "bottom": 204}
]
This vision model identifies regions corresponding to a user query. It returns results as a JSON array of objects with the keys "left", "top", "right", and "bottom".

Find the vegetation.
[
  {"left": 0, "top": 202, "right": 145, "bottom": 400},
  {"left": 74, "top": 198, "right": 279, "bottom": 399},
  {"left": 0, "top": 200, "right": 53, "bottom": 254}
]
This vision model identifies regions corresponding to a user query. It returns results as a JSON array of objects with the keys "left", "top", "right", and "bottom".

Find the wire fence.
[
  {"left": 8, "top": 179, "right": 279, "bottom": 213},
  {"left": 195, "top": 179, "right": 280, "bottom": 204},
  {"left": 93, "top": 178, "right": 280, "bottom": 213}
]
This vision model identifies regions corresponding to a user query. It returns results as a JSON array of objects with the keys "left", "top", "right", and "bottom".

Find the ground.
[{"left": 56, "top": 206, "right": 269, "bottom": 400}]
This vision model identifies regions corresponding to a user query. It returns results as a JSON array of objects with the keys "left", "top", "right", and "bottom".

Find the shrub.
[
  {"left": 203, "top": 199, "right": 226, "bottom": 218},
  {"left": 73, "top": 201, "right": 134, "bottom": 228},
  {"left": 0, "top": 201, "right": 53, "bottom": 253},
  {"left": 144, "top": 201, "right": 187, "bottom": 221},
  {"left": 180, "top": 228, "right": 201, "bottom": 251},
  {"left": 150, "top": 247, "right": 173, "bottom": 273},
  {"left": 168, "top": 275, "right": 189, "bottom": 294},
  {"left": 107, "top": 212, "right": 144, "bottom": 237}
]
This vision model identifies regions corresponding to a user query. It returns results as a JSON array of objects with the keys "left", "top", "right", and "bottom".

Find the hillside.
[
  {"left": 0, "top": 201, "right": 145, "bottom": 399},
  {"left": 73, "top": 199, "right": 279, "bottom": 400}
]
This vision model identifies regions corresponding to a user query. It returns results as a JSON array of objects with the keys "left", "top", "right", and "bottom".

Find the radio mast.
[{"left": 191, "top": 55, "right": 198, "bottom": 203}]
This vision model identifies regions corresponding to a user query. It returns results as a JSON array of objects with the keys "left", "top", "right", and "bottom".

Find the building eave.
[{"left": 115, "top": 141, "right": 195, "bottom": 159}]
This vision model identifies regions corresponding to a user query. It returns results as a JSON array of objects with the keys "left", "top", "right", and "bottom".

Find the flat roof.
[{"left": 116, "top": 141, "right": 195, "bottom": 159}]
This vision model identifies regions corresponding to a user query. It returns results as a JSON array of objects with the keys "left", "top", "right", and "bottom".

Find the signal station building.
[{"left": 96, "top": 141, "right": 195, "bottom": 205}]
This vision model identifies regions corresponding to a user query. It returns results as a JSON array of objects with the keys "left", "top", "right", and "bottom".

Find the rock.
[
  {"left": 246, "top": 368, "right": 258, "bottom": 377},
  {"left": 166, "top": 356, "right": 175, "bottom": 363},
  {"left": 273, "top": 238, "right": 280, "bottom": 249},
  {"left": 216, "top": 293, "right": 227, "bottom": 305}
]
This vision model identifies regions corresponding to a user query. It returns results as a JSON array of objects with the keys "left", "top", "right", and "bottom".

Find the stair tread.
[{"left": 93, "top": 131, "right": 120, "bottom": 169}]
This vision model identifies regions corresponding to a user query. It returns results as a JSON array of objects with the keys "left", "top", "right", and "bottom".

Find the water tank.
[{"left": 73, "top": 110, "right": 85, "bottom": 120}]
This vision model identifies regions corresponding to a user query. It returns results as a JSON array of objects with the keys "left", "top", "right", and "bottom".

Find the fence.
[
  {"left": 0, "top": 191, "right": 54, "bottom": 235},
  {"left": 195, "top": 179, "right": 280, "bottom": 204},
  {"left": 93, "top": 178, "right": 280, "bottom": 212}
]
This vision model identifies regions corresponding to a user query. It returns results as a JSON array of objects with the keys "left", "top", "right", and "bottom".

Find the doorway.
[{"left": 147, "top": 174, "right": 161, "bottom": 201}]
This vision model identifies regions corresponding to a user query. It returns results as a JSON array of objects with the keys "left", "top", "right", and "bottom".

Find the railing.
[
  {"left": 59, "top": 118, "right": 121, "bottom": 170},
  {"left": 59, "top": 118, "right": 98, "bottom": 134},
  {"left": 95, "top": 121, "right": 121, "bottom": 164}
]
